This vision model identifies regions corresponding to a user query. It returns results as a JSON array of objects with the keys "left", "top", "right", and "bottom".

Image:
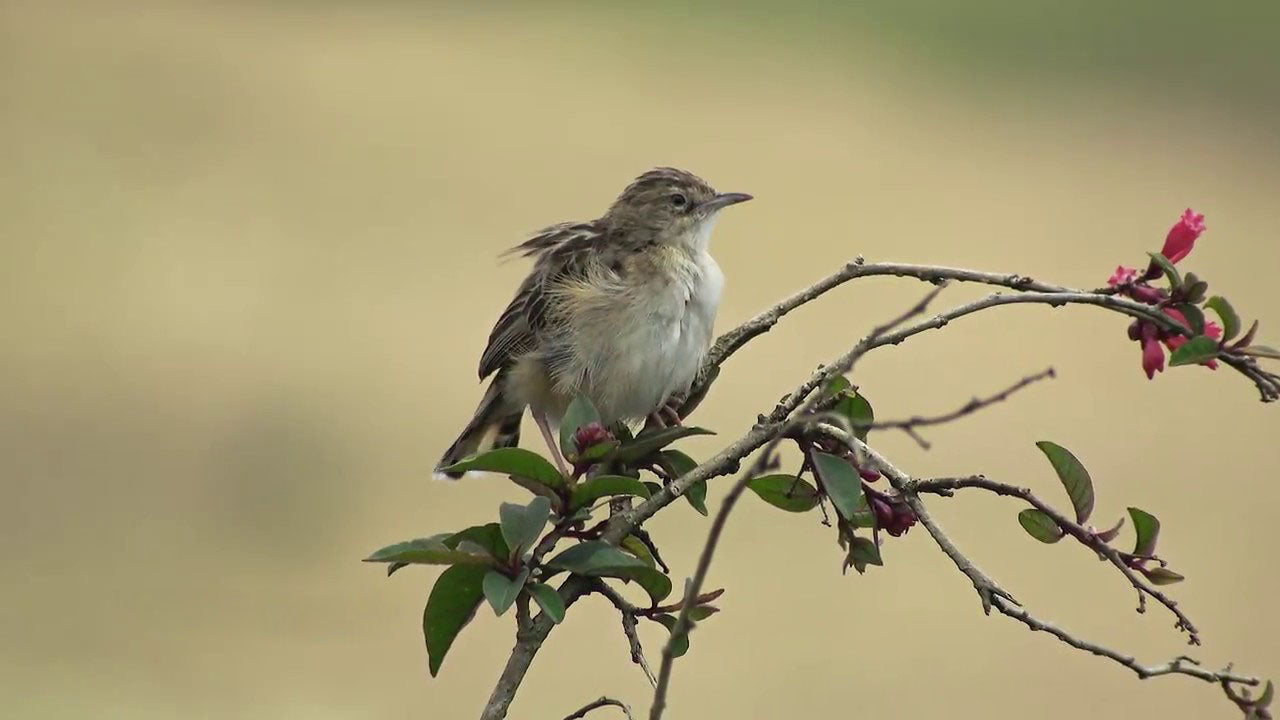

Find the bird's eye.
[{"left": 670, "top": 193, "right": 688, "bottom": 208}]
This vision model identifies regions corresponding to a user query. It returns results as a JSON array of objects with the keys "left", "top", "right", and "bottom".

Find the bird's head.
[{"left": 604, "top": 167, "right": 751, "bottom": 251}]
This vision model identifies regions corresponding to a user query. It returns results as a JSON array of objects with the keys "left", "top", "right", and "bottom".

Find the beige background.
[{"left": 3, "top": 2, "right": 1278, "bottom": 718}]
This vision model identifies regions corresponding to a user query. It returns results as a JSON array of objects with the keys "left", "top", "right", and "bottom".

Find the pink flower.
[
  {"left": 1140, "top": 323, "right": 1165, "bottom": 380},
  {"left": 1108, "top": 266, "right": 1139, "bottom": 287},
  {"left": 1160, "top": 208, "right": 1206, "bottom": 264}
]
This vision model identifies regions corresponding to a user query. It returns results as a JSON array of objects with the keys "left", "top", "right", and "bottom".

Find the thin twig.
[
  {"left": 911, "top": 475, "right": 1202, "bottom": 644},
  {"left": 563, "top": 696, "right": 637, "bottom": 720},
  {"left": 591, "top": 581, "right": 658, "bottom": 687},
  {"left": 866, "top": 368, "right": 1056, "bottom": 449}
]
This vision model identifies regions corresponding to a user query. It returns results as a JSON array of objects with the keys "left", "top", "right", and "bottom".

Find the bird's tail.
[{"left": 434, "top": 377, "right": 523, "bottom": 480}]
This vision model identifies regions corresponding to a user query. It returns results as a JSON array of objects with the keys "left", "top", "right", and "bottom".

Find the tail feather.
[{"left": 435, "top": 378, "right": 523, "bottom": 480}]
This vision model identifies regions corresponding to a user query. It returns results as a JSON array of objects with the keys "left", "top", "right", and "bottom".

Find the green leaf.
[
  {"left": 688, "top": 605, "right": 718, "bottom": 621},
  {"left": 684, "top": 480, "right": 709, "bottom": 515},
  {"left": 547, "top": 541, "right": 647, "bottom": 575},
  {"left": 444, "top": 523, "right": 510, "bottom": 560},
  {"left": 609, "top": 426, "right": 714, "bottom": 465},
  {"left": 848, "top": 492, "right": 877, "bottom": 528},
  {"left": 1168, "top": 335, "right": 1220, "bottom": 366},
  {"left": 653, "top": 614, "right": 691, "bottom": 658},
  {"left": 546, "top": 541, "right": 671, "bottom": 603},
  {"left": 812, "top": 451, "right": 863, "bottom": 521},
  {"left": 1147, "top": 252, "right": 1182, "bottom": 289},
  {"left": 1035, "top": 441, "right": 1095, "bottom": 523},
  {"left": 835, "top": 392, "right": 875, "bottom": 441},
  {"left": 848, "top": 536, "right": 883, "bottom": 574},
  {"left": 746, "top": 474, "right": 821, "bottom": 512},
  {"left": 499, "top": 496, "right": 551, "bottom": 560},
  {"left": 1018, "top": 509, "right": 1064, "bottom": 543},
  {"left": 620, "top": 535, "right": 657, "bottom": 568},
  {"left": 526, "top": 582, "right": 566, "bottom": 624},
  {"left": 656, "top": 450, "right": 706, "bottom": 514},
  {"left": 439, "top": 447, "right": 564, "bottom": 489},
  {"left": 423, "top": 564, "right": 488, "bottom": 677},
  {"left": 1127, "top": 507, "right": 1160, "bottom": 557},
  {"left": 559, "top": 393, "right": 602, "bottom": 458},
  {"left": 569, "top": 475, "right": 652, "bottom": 510},
  {"left": 482, "top": 568, "right": 529, "bottom": 616},
  {"left": 1140, "top": 566, "right": 1185, "bottom": 585},
  {"left": 1173, "top": 303, "right": 1206, "bottom": 335},
  {"left": 608, "top": 566, "right": 673, "bottom": 605},
  {"left": 642, "top": 481, "right": 663, "bottom": 498},
  {"left": 365, "top": 535, "right": 496, "bottom": 568},
  {"left": 822, "top": 374, "right": 851, "bottom": 399},
  {"left": 1205, "top": 296, "right": 1241, "bottom": 341}
]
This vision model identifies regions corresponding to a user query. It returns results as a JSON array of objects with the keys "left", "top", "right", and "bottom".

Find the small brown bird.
[{"left": 435, "top": 168, "right": 752, "bottom": 479}]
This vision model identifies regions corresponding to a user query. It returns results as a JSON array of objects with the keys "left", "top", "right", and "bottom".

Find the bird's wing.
[{"left": 477, "top": 222, "right": 604, "bottom": 379}]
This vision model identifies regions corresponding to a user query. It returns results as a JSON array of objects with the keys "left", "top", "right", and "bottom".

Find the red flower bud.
[
  {"left": 1160, "top": 208, "right": 1206, "bottom": 265},
  {"left": 572, "top": 422, "right": 614, "bottom": 455}
]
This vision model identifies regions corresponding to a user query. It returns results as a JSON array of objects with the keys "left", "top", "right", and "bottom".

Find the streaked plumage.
[{"left": 436, "top": 168, "right": 751, "bottom": 478}]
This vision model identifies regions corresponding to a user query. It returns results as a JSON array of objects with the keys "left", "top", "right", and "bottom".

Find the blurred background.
[{"left": 4, "top": 1, "right": 1279, "bottom": 718}]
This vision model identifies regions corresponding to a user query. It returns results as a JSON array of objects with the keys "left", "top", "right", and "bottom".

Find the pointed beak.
[{"left": 700, "top": 192, "right": 753, "bottom": 213}]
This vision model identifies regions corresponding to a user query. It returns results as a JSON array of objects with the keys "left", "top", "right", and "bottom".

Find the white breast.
[{"left": 576, "top": 250, "right": 723, "bottom": 424}]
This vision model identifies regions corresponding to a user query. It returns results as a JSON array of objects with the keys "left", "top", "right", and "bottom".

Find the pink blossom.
[
  {"left": 1160, "top": 208, "right": 1206, "bottom": 264},
  {"left": 1108, "top": 266, "right": 1139, "bottom": 287},
  {"left": 1135, "top": 322, "right": 1164, "bottom": 379}
]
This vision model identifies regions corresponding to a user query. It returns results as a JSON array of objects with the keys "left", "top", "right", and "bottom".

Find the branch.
[
  {"left": 811, "top": 427, "right": 1264, "bottom": 715},
  {"left": 866, "top": 367, "right": 1056, "bottom": 449},
  {"left": 591, "top": 581, "right": 658, "bottom": 687},
  {"left": 911, "top": 475, "right": 1200, "bottom": 643},
  {"left": 689, "top": 259, "right": 1279, "bottom": 406},
  {"left": 480, "top": 258, "right": 1277, "bottom": 719},
  {"left": 563, "top": 696, "right": 636, "bottom": 720}
]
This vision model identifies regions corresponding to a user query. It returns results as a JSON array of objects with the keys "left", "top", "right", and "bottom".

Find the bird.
[{"left": 434, "top": 167, "right": 752, "bottom": 479}]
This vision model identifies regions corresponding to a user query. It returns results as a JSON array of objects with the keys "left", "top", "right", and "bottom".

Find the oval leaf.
[
  {"left": 1205, "top": 295, "right": 1241, "bottom": 341},
  {"left": 620, "top": 535, "right": 657, "bottom": 568},
  {"left": 526, "top": 582, "right": 566, "bottom": 624},
  {"left": 439, "top": 447, "right": 564, "bottom": 489},
  {"left": 547, "top": 541, "right": 646, "bottom": 575},
  {"left": 812, "top": 451, "right": 863, "bottom": 521},
  {"left": 1168, "top": 335, "right": 1220, "bottom": 367},
  {"left": 569, "top": 475, "right": 652, "bottom": 510},
  {"left": 444, "top": 523, "right": 510, "bottom": 560},
  {"left": 1140, "top": 566, "right": 1185, "bottom": 585},
  {"left": 746, "top": 474, "right": 821, "bottom": 512},
  {"left": 1172, "top": 303, "right": 1206, "bottom": 335},
  {"left": 684, "top": 479, "right": 709, "bottom": 516},
  {"left": 499, "top": 496, "right": 551, "bottom": 560},
  {"left": 559, "top": 393, "right": 601, "bottom": 458},
  {"left": 1127, "top": 506, "right": 1160, "bottom": 557},
  {"left": 605, "top": 566, "right": 673, "bottom": 605},
  {"left": 365, "top": 535, "right": 495, "bottom": 568},
  {"left": 423, "top": 564, "right": 488, "bottom": 677},
  {"left": 1018, "top": 508, "right": 1064, "bottom": 543},
  {"left": 1035, "top": 441, "right": 1095, "bottom": 523},
  {"left": 482, "top": 568, "right": 529, "bottom": 616},
  {"left": 609, "top": 426, "right": 714, "bottom": 465},
  {"left": 653, "top": 613, "right": 691, "bottom": 658},
  {"left": 835, "top": 392, "right": 875, "bottom": 441},
  {"left": 847, "top": 536, "right": 883, "bottom": 574}
]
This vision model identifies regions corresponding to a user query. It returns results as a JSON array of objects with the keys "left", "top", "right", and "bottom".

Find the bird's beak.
[{"left": 701, "top": 192, "right": 753, "bottom": 213}]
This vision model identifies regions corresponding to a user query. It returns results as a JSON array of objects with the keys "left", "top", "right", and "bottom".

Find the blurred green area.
[{"left": 2, "top": 1, "right": 1278, "bottom": 719}]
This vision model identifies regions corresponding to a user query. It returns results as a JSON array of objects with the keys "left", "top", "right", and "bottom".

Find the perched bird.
[{"left": 435, "top": 167, "right": 751, "bottom": 479}]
